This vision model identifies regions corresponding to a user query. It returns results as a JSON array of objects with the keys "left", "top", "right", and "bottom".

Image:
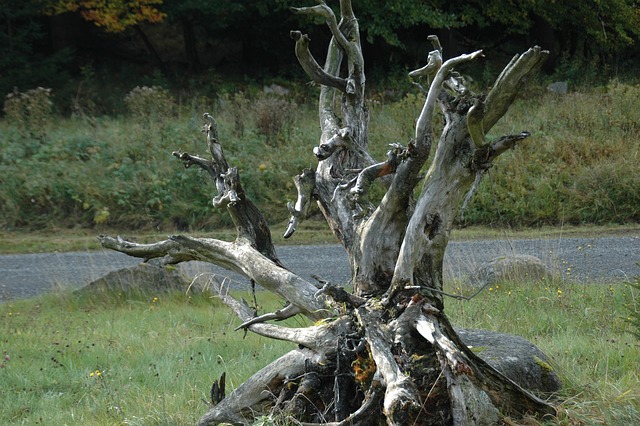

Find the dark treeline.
[{"left": 2, "top": 0, "right": 640, "bottom": 109}]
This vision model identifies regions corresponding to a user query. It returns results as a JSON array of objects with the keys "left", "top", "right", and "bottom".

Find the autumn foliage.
[{"left": 47, "top": 0, "right": 165, "bottom": 32}]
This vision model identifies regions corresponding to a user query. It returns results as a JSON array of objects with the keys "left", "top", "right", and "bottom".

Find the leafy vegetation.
[
  {"left": 461, "top": 81, "right": 640, "bottom": 226},
  {"left": 2, "top": 0, "right": 640, "bottom": 103},
  {"left": 1, "top": 81, "right": 639, "bottom": 232},
  {"left": 46, "top": 0, "right": 166, "bottom": 33},
  {"left": 1, "top": 277, "right": 637, "bottom": 425}
]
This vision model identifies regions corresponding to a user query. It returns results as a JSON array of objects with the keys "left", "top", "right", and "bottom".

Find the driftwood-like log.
[
  {"left": 98, "top": 234, "right": 330, "bottom": 321},
  {"left": 99, "top": 1, "right": 558, "bottom": 424}
]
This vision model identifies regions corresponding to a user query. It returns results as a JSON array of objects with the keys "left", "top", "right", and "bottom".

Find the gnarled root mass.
[{"left": 198, "top": 289, "right": 554, "bottom": 425}]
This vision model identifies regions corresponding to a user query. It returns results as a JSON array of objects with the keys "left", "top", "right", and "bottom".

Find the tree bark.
[{"left": 100, "top": 1, "right": 556, "bottom": 424}]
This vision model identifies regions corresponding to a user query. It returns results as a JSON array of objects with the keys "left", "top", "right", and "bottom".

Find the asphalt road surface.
[{"left": 1, "top": 235, "right": 639, "bottom": 302}]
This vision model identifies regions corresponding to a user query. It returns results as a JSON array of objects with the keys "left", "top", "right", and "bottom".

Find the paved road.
[{"left": 1, "top": 235, "right": 639, "bottom": 302}]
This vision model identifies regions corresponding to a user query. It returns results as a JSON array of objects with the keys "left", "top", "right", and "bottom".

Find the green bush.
[
  {"left": 460, "top": 82, "right": 640, "bottom": 226},
  {"left": 3, "top": 87, "right": 53, "bottom": 141},
  {"left": 124, "top": 86, "right": 176, "bottom": 128}
]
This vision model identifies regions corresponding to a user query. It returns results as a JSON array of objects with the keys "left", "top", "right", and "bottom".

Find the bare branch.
[
  {"left": 198, "top": 349, "right": 313, "bottom": 425},
  {"left": 412, "top": 303, "right": 556, "bottom": 418},
  {"left": 203, "top": 113, "right": 229, "bottom": 172},
  {"left": 427, "top": 34, "right": 442, "bottom": 52},
  {"left": 487, "top": 131, "right": 531, "bottom": 159},
  {"left": 291, "top": 31, "right": 348, "bottom": 92},
  {"left": 98, "top": 235, "right": 196, "bottom": 265},
  {"left": 312, "top": 127, "right": 352, "bottom": 160},
  {"left": 466, "top": 98, "right": 486, "bottom": 148},
  {"left": 338, "top": 0, "right": 355, "bottom": 20},
  {"left": 98, "top": 235, "right": 332, "bottom": 320},
  {"left": 314, "top": 282, "right": 366, "bottom": 308},
  {"left": 415, "top": 50, "right": 483, "bottom": 149},
  {"left": 297, "top": 388, "right": 382, "bottom": 426},
  {"left": 356, "top": 307, "right": 422, "bottom": 421},
  {"left": 284, "top": 169, "right": 316, "bottom": 239},
  {"left": 471, "top": 131, "right": 531, "bottom": 171},
  {"left": 483, "top": 46, "right": 549, "bottom": 132},
  {"left": 235, "top": 304, "right": 302, "bottom": 330},
  {"left": 172, "top": 151, "right": 217, "bottom": 179},
  {"left": 408, "top": 49, "right": 442, "bottom": 81},
  {"left": 339, "top": 143, "right": 408, "bottom": 203},
  {"left": 291, "top": 3, "right": 350, "bottom": 53}
]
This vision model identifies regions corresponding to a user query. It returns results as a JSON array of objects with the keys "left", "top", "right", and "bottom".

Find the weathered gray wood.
[
  {"left": 98, "top": 235, "right": 330, "bottom": 320},
  {"left": 99, "top": 1, "right": 556, "bottom": 424}
]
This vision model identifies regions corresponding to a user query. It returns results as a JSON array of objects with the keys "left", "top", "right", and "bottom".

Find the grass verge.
[
  {"left": 1, "top": 279, "right": 638, "bottom": 425},
  {"left": 1, "top": 223, "right": 638, "bottom": 254}
]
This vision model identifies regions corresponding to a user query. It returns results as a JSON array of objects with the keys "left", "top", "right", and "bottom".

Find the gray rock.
[
  {"left": 547, "top": 81, "right": 568, "bottom": 95},
  {"left": 458, "top": 328, "right": 562, "bottom": 394},
  {"left": 467, "top": 254, "right": 554, "bottom": 287},
  {"left": 263, "top": 84, "right": 290, "bottom": 96},
  {"left": 75, "top": 262, "right": 199, "bottom": 296}
]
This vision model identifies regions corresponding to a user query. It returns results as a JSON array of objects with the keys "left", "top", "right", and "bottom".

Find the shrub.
[
  {"left": 1, "top": 82, "right": 639, "bottom": 232},
  {"left": 254, "top": 95, "right": 295, "bottom": 146},
  {"left": 124, "top": 86, "right": 176, "bottom": 127},
  {"left": 3, "top": 87, "right": 53, "bottom": 141}
]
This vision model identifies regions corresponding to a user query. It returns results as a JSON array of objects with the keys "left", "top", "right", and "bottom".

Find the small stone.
[{"left": 547, "top": 81, "right": 568, "bottom": 95}]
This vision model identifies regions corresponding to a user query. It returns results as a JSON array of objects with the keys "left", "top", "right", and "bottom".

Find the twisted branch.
[
  {"left": 291, "top": 31, "right": 348, "bottom": 92},
  {"left": 284, "top": 169, "right": 316, "bottom": 239}
]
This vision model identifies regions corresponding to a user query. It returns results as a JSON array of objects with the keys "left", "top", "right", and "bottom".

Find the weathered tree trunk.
[{"left": 100, "top": 1, "right": 555, "bottom": 424}]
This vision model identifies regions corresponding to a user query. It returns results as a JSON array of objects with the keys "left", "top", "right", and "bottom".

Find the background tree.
[
  {"left": 45, "top": 0, "right": 167, "bottom": 72},
  {"left": 46, "top": 0, "right": 166, "bottom": 32},
  {"left": 100, "top": 1, "right": 558, "bottom": 424},
  {"left": 159, "top": 0, "right": 244, "bottom": 71},
  {"left": 0, "top": 0, "right": 72, "bottom": 97},
  {"left": 2, "top": 0, "right": 639, "bottom": 101}
]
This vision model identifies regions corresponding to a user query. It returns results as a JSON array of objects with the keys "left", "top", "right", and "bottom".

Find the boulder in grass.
[
  {"left": 458, "top": 328, "right": 562, "bottom": 394},
  {"left": 547, "top": 81, "right": 568, "bottom": 95},
  {"left": 76, "top": 262, "right": 196, "bottom": 297},
  {"left": 467, "top": 254, "right": 554, "bottom": 287}
]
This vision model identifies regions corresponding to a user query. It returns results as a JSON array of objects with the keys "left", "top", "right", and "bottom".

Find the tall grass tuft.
[{"left": 624, "top": 268, "right": 640, "bottom": 341}]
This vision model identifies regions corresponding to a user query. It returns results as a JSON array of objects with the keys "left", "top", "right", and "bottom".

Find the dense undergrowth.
[{"left": 1, "top": 80, "right": 639, "bottom": 232}]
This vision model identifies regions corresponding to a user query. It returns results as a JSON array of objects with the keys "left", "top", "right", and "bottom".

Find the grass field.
[{"left": 1, "top": 276, "right": 638, "bottom": 425}]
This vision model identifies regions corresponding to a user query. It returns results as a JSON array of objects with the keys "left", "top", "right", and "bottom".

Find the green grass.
[
  {"left": 1, "top": 279, "right": 638, "bottom": 425},
  {"left": 0, "top": 289, "right": 302, "bottom": 425},
  {"left": 447, "top": 279, "right": 640, "bottom": 425}
]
